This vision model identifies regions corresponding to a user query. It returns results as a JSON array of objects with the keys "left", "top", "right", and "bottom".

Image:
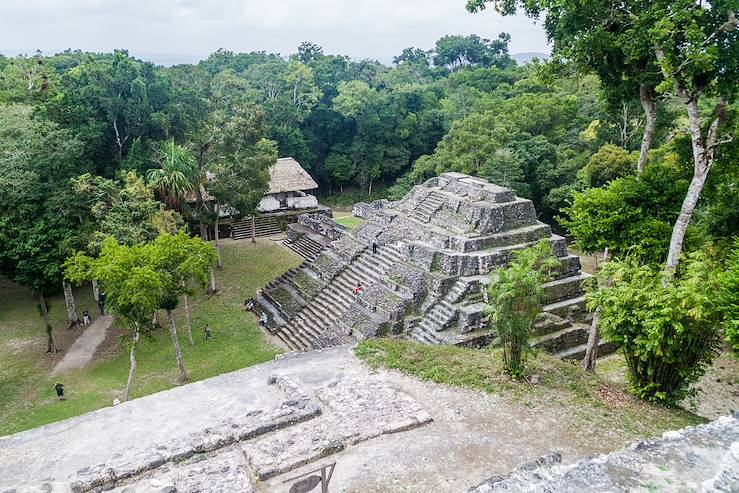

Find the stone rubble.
[
  {"left": 469, "top": 413, "right": 739, "bottom": 492},
  {"left": 108, "top": 451, "right": 253, "bottom": 493}
]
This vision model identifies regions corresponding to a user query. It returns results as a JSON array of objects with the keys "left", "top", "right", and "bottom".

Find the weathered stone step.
[
  {"left": 532, "top": 323, "right": 589, "bottom": 353},
  {"left": 553, "top": 339, "right": 619, "bottom": 360},
  {"left": 543, "top": 273, "right": 590, "bottom": 304},
  {"left": 542, "top": 295, "right": 586, "bottom": 319}
]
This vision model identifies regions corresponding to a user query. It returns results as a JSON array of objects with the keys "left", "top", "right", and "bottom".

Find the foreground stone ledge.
[
  {"left": 70, "top": 376, "right": 320, "bottom": 493},
  {"left": 108, "top": 450, "right": 254, "bottom": 493},
  {"left": 469, "top": 413, "right": 739, "bottom": 492}
]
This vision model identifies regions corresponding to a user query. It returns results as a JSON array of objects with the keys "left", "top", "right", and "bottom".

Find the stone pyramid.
[{"left": 253, "top": 172, "right": 615, "bottom": 359}]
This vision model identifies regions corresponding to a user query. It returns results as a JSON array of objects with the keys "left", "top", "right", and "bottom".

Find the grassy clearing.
[
  {"left": 0, "top": 239, "right": 301, "bottom": 436},
  {"left": 334, "top": 216, "right": 365, "bottom": 230},
  {"left": 356, "top": 339, "right": 705, "bottom": 442}
]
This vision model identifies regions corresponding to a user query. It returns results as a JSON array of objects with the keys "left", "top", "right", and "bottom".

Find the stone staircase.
[
  {"left": 276, "top": 245, "right": 402, "bottom": 350},
  {"left": 411, "top": 279, "right": 469, "bottom": 344},
  {"left": 232, "top": 216, "right": 282, "bottom": 239},
  {"left": 410, "top": 191, "right": 445, "bottom": 223},
  {"left": 283, "top": 235, "right": 325, "bottom": 261}
]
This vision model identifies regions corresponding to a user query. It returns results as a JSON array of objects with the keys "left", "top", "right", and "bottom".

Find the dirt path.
[{"left": 51, "top": 316, "right": 113, "bottom": 376}]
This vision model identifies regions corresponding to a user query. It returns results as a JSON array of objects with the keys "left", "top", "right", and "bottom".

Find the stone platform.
[{"left": 1, "top": 348, "right": 736, "bottom": 492}]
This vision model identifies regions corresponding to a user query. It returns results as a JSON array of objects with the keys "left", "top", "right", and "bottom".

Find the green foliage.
[
  {"left": 72, "top": 171, "right": 182, "bottom": 253},
  {"left": 65, "top": 231, "right": 218, "bottom": 323},
  {"left": 561, "top": 163, "right": 690, "bottom": 266},
  {"left": 484, "top": 241, "right": 561, "bottom": 376},
  {"left": 583, "top": 144, "right": 638, "bottom": 187},
  {"left": 0, "top": 104, "right": 88, "bottom": 294},
  {"left": 718, "top": 240, "right": 739, "bottom": 352},
  {"left": 433, "top": 34, "right": 513, "bottom": 70},
  {"left": 147, "top": 141, "right": 200, "bottom": 212},
  {"left": 587, "top": 254, "right": 724, "bottom": 403}
]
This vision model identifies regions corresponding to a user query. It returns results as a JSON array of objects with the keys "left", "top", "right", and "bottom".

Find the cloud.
[{"left": 0, "top": 0, "right": 549, "bottom": 64}]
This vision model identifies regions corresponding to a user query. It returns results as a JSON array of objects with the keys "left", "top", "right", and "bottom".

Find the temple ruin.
[{"left": 254, "top": 172, "right": 615, "bottom": 359}]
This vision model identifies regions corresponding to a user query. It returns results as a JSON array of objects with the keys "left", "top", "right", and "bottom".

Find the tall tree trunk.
[
  {"left": 166, "top": 308, "right": 188, "bottom": 382},
  {"left": 123, "top": 328, "right": 139, "bottom": 402},
  {"left": 91, "top": 279, "right": 100, "bottom": 303},
  {"left": 153, "top": 310, "right": 161, "bottom": 328},
  {"left": 214, "top": 204, "right": 222, "bottom": 268},
  {"left": 583, "top": 248, "right": 610, "bottom": 372},
  {"left": 182, "top": 281, "right": 194, "bottom": 346},
  {"left": 39, "top": 292, "right": 56, "bottom": 354},
  {"left": 637, "top": 83, "right": 657, "bottom": 173},
  {"left": 62, "top": 281, "right": 79, "bottom": 329},
  {"left": 664, "top": 96, "right": 727, "bottom": 276},
  {"left": 208, "top": 269, "right": 217, "bottom": 294},
  {"left": 368, "top": 178, "right": 373, "bottom": 196},
  {"left": 251, "top": 216, "right": 256, "bottom": 244}
]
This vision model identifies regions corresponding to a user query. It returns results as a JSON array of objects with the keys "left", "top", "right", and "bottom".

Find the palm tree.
[{"left": 147, "top": 141, "right": 200, "bottom": 213}]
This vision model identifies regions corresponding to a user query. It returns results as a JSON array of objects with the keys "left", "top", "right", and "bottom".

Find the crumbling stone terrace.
[
  {"left": 254, "top": 172, "right": 607, "bottom": 359},
  {"left": 2, "top": 347, "right": 735, "bottom": 492}
]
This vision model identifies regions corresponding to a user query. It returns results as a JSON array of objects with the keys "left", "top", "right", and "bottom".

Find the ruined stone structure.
[
  {"left": 253, "top": 173, "right": 612, "bottom": 359},
  {"left": 470, "top": 413, "right": 739, "bottom": 492}
]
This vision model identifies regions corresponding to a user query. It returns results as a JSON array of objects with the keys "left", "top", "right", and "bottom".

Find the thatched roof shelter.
[{"left": 267, "top": 157, "right": 318, "bottom": 194}]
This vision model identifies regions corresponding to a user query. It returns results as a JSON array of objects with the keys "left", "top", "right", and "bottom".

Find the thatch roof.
[
  {"left": 185, "top": 157, "right": 317, "bottom": 204},
  {"left": 267, "top": 157, "right": 318, "bottom": 194}
]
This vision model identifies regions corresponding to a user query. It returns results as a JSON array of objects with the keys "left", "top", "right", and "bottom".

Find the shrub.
[
  {"left": 718, "top": 239, "right": 739, "bottom": 352},
  {"left": 588, "top": 254, "right": 723, "bottom": 403},
  {"left": 484, "top": 241, "right": 560, "bottom": 377}
]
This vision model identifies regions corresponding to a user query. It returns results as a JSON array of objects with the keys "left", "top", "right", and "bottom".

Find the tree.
[
  {"left": 147, "top": 140, "right": 200, "bottom": 213},
  {"left": 208, "top": 108, "right": 277, "bottom": 263},
  {"left": 587, "top": 253, "right": 724, "bottom": 402},
  {"left": 65, "top": 232, "right": 217, "bottom": 386},
  {"left": 484, "top": 241, "right": 561, "bottom": 376},
  {"left": 582, "top": 144, "right": 638, "bottom": 188},
  {"left": 0, "top": 105, "right": 88, "bottom": 351},
  {"left": 72, "top": 171, "right": 183, "bottom": 253},
  {"left": 65, "top": 240, "right": 163, "bottom": 401},
  {"left": 561, "top": 163, "right": 689, "bottom": 267},
  {"left": 467, "top": 0, "right": 739, "bottom": 276},
  {"left": 433, "top": 34, "right": 512, "bottom": 70}
]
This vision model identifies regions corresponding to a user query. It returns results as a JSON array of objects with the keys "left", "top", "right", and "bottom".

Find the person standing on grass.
[
  {"left": 372, "top": 238, "right": 378, "bottom": 255},
  {"left": 82, "top": 310, "right": 91, "bottom": 326},
  {"left": 204, "top": 324, "right": 212, "bottom": 340},
  {"left": 54, "top": 383, "right": 65, "bottom": 401}
]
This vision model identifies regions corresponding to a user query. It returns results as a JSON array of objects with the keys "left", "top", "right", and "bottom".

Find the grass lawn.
[
  {"left": 0, "top": 239, "right": 301, "bottom": 436},
  {"left": 334, "top": 215, "right": 365, "bottom": 230},
  {"left": 356, "top": 339, "right": 706, "bottom": 443}
]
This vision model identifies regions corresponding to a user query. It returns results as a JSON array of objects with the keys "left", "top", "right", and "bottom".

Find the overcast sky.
[{"left": 0, "top": 0, "right": 549, "bottom": 65}]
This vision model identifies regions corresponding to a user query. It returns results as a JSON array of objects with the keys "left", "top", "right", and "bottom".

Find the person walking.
[
  {"left": 54, "top": 382, "right": 65, "bottom": 401},
  {"left": 82, "top": 310, "right": 91, "bottom": 326},
  {"left": 204, "top": 324, "right": 212, "bottom": 340},
  {"left": 97, "top": 291, "right": 107, "bottom": 316},
  {"left": 372, "top": 238, "right": 378, "bottom": 255}
]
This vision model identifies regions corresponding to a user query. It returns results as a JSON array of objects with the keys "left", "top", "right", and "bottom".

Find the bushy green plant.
[
  {"left": 560, "top": 163, "right": 690, "bottom": 266},
  {"left": 484, "top": 241, "right": 560, "bottom": 376},
  {"left": 718, "top": 239, "right": 739, "bottom": 352},
  {"left": 587, "top": 254, "right": 724, "bottom": 403}
]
